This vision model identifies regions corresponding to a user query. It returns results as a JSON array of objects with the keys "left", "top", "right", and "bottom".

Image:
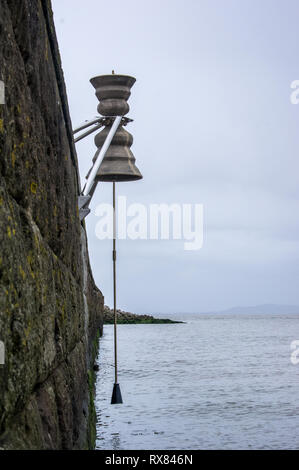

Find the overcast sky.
[{"left": 52, "top": 0, "right": 299, "bottom": 314}]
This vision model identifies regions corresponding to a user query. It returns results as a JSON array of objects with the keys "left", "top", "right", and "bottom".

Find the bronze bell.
[
  {"left": 90, "top": 74, "right": 135, "bottom": 116},
  {"left": 90, "top": 74, "right": 143, "bottom": 182}
]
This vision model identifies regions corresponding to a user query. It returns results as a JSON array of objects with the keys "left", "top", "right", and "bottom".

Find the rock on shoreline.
[{"left": 103, "top": 306, "right": 183, "bottom": 324}]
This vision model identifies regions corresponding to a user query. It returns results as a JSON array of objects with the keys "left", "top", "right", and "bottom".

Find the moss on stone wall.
[{"left": 0, "top": 0, "right": 103, "bottom": 450}]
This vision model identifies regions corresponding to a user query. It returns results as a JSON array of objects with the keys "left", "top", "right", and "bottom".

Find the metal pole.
[
  {"left": 113, "top": 181, "right": 117, "bottom": 384},
  {"left": 111, "top": 182, "right": 123, "bottom": 404}
]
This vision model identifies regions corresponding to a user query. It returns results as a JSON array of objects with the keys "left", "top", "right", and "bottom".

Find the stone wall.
[{"left": 0, "top": 0, "right": 103, "bottom": 449}]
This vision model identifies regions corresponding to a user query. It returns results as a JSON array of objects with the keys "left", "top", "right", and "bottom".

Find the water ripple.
[{"left": 95, "top": 314, "right": 299, "bottom": 450}]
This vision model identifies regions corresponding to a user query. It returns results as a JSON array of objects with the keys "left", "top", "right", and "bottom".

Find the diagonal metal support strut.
[{"left": 76, "top": 116, "right": 122, "bottom": 221}]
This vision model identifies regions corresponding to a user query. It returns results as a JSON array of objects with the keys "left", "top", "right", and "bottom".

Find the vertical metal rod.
[{"left": 113, "top": 181, "right": 117, "bottom": 384}]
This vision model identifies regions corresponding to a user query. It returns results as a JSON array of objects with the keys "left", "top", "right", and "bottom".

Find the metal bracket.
[
  {"left": 78, "top": 195, "right": 91, "bottom": 221},
  {"left": 78, "top": 195, "right": 91, "bottom": 210},
  {"left": 76, "top": 115, "right": 125, "bottom": 221},
  {"left": 79, "top": 208, "right": 91, "bottom": 221},
  {"left": 73, "top": 116, "right": 133, "bottom": 143}
]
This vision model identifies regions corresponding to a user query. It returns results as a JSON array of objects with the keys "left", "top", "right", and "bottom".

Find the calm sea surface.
[{"left": 95, "top": 314, "right": 299, "bottom": 450}]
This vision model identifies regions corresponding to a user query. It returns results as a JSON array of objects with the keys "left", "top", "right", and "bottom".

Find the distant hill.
[{"left": 207, "top": 304, "right": 299, "bottom": 315}]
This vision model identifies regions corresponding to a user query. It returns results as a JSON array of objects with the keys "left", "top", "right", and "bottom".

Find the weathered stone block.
[{"left": 0, "top": 0, "right": 103, "bottom": 449}]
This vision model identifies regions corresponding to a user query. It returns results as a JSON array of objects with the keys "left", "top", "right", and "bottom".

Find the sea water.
[{"left": 95, "top": 314, "right": 299, "bottom": 449}]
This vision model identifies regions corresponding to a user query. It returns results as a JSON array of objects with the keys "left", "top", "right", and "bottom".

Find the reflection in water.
[{"left": 111, "top": 433, "right": 121, "bottom": 450}]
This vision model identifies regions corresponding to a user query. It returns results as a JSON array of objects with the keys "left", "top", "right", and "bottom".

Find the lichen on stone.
[{"left": 0, "top": 0, "right": 103, "bottom": 450}]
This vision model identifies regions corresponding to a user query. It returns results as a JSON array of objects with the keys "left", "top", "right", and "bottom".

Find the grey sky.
[{"left": 52, "top": 0, "right": 299, "bottom": 314}]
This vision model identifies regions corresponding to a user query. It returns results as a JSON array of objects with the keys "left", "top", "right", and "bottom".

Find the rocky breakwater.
[{"left": 103, "top": 306, "right": 183, "bottom": 324}]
